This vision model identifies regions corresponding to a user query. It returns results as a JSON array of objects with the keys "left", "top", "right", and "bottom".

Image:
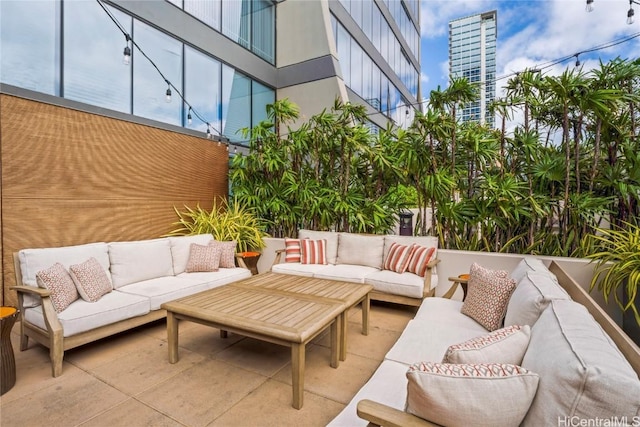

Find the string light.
[
  {"left": 165, "top": 80, "right": 172, "bottom": 103},
  {"left": 575, "top": 54, "right": 581, "bottom": 67},
  {"left": 187, "top": 107, "right": 192, "bottom": 125},
  {"left": 123, "top": 34, "right": 131, "bottom": 65}
]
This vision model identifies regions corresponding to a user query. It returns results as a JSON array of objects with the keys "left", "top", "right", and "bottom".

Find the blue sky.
[{"left": 419, "top": 0, "right": 640, "bottom": 100}]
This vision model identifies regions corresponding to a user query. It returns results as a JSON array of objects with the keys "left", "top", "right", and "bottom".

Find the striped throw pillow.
[
  {"left": 300, "top": 239, "right": 327, "bottom": 265},
  {"left": 284, "top": 238, "right": 301, "bottom": 263},
  {"left": 407, "top": 245, "right": 436, "bottom": 277},
  {"left": 383, "top": 242, "right": 415, "bottom": 273}
]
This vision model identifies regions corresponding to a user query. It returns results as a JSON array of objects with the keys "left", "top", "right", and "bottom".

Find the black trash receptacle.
[{"left": 399, "top": 211, "right": 414, "bottom": 236}]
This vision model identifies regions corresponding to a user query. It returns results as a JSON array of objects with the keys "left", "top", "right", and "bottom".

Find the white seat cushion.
[
  {"left": 313, "top": 264, "right": 378, "bottom": 284},
  {"left": 327, "top": 360, "right": 410, "bottom": 427},
  {"left": 168, "top": 234, "right": 214, "bottom": 274},
  {"left": 365, "top": 270, "right": 425, "bottom": 298},
  {"left": 177, "top": 268, "right": 252, "bottom": 287},
  {"left": 109, "top": 238, "right": 174, "bottom": 289},
  {"left": 271, "top": 262, "right": 330, "bottom": 277},
  {"left": 24, "top": 291, "right": 150, "bottom": 337}
]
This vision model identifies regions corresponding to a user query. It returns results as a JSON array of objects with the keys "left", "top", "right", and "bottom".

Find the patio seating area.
[{"left": 0, "top": 301, "right": 416, "bottom": 427}]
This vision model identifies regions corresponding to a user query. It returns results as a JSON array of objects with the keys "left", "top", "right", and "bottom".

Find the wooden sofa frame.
[
  {"left": 272, "top": 249, "right": 440, "bottom": 307},
  {"left": 355, "top": 261, "right": 640, "bottom": 427},
  {"left": 11, "top": 252, "right": 249, "bottom": 377}
]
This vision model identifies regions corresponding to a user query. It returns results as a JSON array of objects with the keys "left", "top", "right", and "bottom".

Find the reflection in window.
[
  {"left": 251, "top": 81, "right": 274, "bottom": 129},
  {"left": 252, "top": 0, "right": 274, "bottom": 63},
  {"left": 133, "top": 21, "right": 183, "bottom": 126},
  {"left": 185, "top": 46, "right": 221, "bottom": 134},
  {"left": 0, "top": 0, "right": 60, "bottom": 95},
  {"left": 222, "top": 65, "right": 250, "bottom": 143},
  {"left": 64, "top": 2, "right": 131, "bottom": 113},
  {"left": 185, "top": 0, "right": 221, "bottom": 30},
  {"left": 223, "top": 0, "right": 250, "bottom": 49}
]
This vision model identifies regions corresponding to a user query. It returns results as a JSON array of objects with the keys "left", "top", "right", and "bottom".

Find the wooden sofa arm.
[
  {"left": 357, "top": 400, "right": 439, "bottom": 427},
  {"left": 11, "top": 285, "right": 51, "bottom": 298},
  {"left": 272, "top": 248, "right": 285, "bottom": 267},
  {"left": 421, "top": 258, "right": 441, "bottom": 298}
]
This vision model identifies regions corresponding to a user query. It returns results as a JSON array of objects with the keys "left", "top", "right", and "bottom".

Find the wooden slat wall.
[{"left": 0, "top": 94, "right": 229, "bottom": 306}]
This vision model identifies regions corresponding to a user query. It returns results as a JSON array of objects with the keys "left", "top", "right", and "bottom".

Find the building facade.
[
  {"left": 0, "top": 0, "right": 421, "bottom": 144},
  {"left": 448, "top": 10, "right": 497, "bottom": 128}
]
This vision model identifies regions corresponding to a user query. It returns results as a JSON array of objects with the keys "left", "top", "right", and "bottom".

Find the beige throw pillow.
[
  {"left": 36, "top": 263, "right": 79, "bottom": 312},
  {"left": 461, "top": 263, "right": 516, "bottom": 331},
  {"left": 69, "top": 257, "right": 112, "bottom": 302},
  {"left": 443, "top": 324, "right": 531, "bottom": 365},
  {"left": 185, "top": 243, "right": 221, "bottom": 272},
  {"left": 208, "top": 240, "right": 237, "bottom": 268},
  {"left": 406, "top": 362, "right": 539, "bottom": 427}
]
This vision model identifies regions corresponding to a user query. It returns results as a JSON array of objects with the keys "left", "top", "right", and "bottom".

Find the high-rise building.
[
  {"left": 449, "top": 10, "right": 497, "bottom": 128},
  {"left": 0, "top": 0, "right": 421, "bottom": 143}
]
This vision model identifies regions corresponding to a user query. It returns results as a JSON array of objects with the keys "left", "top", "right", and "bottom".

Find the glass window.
[
  {"left": 0, "top": 0, "right": 60, "bottom": 95},
  {"left": 362, "top": 3, "right": 372, "bottom": 41},
  {"left": 184, "top": 46, "right": 221, "bottom": 134},
  {"left": 251, "top": 80, "right": 274, "bottom": 128},
  {"left": 252, "top": 0, "right": 274, "bottom": 63},
  {"left": 185, "top": 0, "right": 221, "bottom": 30},
  {"left": 350, "top": 0, "right": 362, "bottom": 28},
  {"left": 363, "top": 54, "right": 373, "bottom": 103},
  {"left": 350, "top": 39, "right": 363, "bottom": 96},
  {"left": 222, "top": 0, "right": 250, "bottom": 49},
  {"left": 64, "top": 2, "right": 131, "bottom": 113},
  {"left": 222, "top": 65, "right": 250, "bottom": 143},
  {"left": 133, "top": 20, "right": 183, "bottom": 126},
  {"left": 372, "top": 6, "right": 381, "bottom": 53},
  {"left": 337, "top": 24, "right": 351, "bottom": 87}
]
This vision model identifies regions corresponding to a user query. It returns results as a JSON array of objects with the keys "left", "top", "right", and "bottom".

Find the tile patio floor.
[{"left": 0, "top": 302, "right": 416, "bottom": 427}]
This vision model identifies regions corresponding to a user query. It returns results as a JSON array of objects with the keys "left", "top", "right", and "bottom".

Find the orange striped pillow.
[
  {"left": 383, "top": 242, "right": 415, "bottom": 273},
  {"left": 407, "top": 245, "right": 436, "bottom": 277},
  {"left": 300, "top": 239, "right": 327, "bottom": 265},
  {"left": 284, "top": 238, "right": 301, "bottom": 263}
]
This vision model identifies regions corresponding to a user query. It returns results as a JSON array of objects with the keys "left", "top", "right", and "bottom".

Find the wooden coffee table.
[
  {"left": 162, "top": 283, "right": 345, "bottom": 409},
  {"left": 234, "top": 272, "right": 372, "bottom": 361}
]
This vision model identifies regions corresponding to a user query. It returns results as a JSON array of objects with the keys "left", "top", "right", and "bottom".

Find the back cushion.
[
  {"left": 510, "top": 256, "right": 552, "bottom": 284},
  {"left": 18, "top": 242, "right": 110, "bottom": 308},
  {"left": 336, "top": 233, "right": 385, "bottom": 269},
  {"left": 109, "top": 238, "right": 174, "bottom": 288},
  {"left": 521, "top": 299, "right": 640, "bottom": 426},
  {"left": 504, "top": 271, "right": 570, "bottom": 327},
  {"left": 298, "top": 230, "right": 339, "bottom": 264},
  {"left": 168, "top": 234, "right": 214, "bottom": 274}
]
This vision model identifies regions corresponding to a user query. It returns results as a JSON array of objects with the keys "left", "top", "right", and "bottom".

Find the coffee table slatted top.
[{"left": 164, "top": 284, "right": 345, "bottom": 343}]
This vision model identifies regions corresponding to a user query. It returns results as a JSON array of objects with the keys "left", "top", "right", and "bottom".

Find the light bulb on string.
[
  {"left": 123, "top": 34, "right": 131, "bottom": 65},
  {"left": 628, "top": 4, "right": 635, "bottom": 25},
  {"left": 585, "top": 0, "right": 594, "bottom": 12},
  {"left": 187, "top": 108, "right": 192, "bottom": 125},
  {"left": 165, "top": 80, "right": 172, "bottom": 103}
]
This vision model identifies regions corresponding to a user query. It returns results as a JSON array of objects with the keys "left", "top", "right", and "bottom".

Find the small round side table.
[{"left": 1, "top": 306, "right": 18, "bottom": 395}]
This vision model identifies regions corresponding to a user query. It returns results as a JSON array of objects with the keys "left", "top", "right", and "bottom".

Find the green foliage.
[
  {"left": 585, "top": 222, "right": 640, "bottom": 326},
  {"left": 167, "top": 198, "right": 269, "bottom": 253}
]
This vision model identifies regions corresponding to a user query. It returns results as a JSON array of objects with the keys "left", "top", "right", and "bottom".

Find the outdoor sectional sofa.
[
  {"left": 11, "top": 234, "right": 252, "bottom": 377},
  {"left": 328, "top": 257, "right": 640, "bottom": 426},
  {"left": 271, "top": 230, "right": 440, "bottom": 307}
]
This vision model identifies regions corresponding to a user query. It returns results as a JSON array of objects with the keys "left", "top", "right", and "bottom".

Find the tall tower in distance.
[{"left": 449, "top": 11, "right": 497, "bottom": 128}]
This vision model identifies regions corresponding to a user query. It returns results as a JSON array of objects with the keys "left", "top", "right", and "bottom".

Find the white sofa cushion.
[
  {"left": 116, "top": 276, "right": 215, "bottom": 310},
  {"left": 327, "top": 360, "right": 410, "bottom": 427},
  {"left": 299, "top": 230, "right": 339, "bottom": 264},
  {"left": 442, "top": 324, "right": 531, "bottom": 365},
  {"left": 24, "top": 291, "right": 150, "bottom": 337},
  {"left": 177, "top": 267, "right": 252, "bottom": 287},
  {"left": 510, "top": 256, "right": 551, "bottom": 284},
  {"left": 271, "top": 262, "right": 329, "bottom": 277},
  {"left": 405, "top": 362, "right": 539, "bottom": 427},
  {"left": 19, "top": 242, "right": 111, "bottom": 308},
  {"left": 168, "top": 234, "right": 213, "bottom": 274},
  {"left": 336, "top": 233, "right": 385, "bottom": 269},
  {"left": 364, "top": 270, "right": 425, "bottom": 299},
  {"left": 314, "top": 264, "right": 378, "bottom": 284},
  {"left": 504, "top": 271, "right": 570, "bottom": 327},
  {"left": 521, "top": 299, "right": 640, "bottom": 426},
  {"left": 109, "top": 238, "right": 174, "bottom": 289}
]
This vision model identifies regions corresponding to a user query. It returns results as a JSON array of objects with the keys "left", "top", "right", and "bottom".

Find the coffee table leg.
[
  {"left": 167, "top": 311, "right": 179, "bottom": 363},
  {"left": 291, "top": 343, "right": 305, "bottom": 409},
  {"left": 362, "top": 294, "right": 370, "bottom": 336},
  {"left": 338, "top": 313, "right": 347, "bottom": 362}
]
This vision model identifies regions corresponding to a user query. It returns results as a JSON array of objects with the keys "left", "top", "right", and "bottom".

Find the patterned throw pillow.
[
  {"left": 36, "top": 263, "right": 79, "bottom": 312},
  {"left": 69, "top": 257, "right": 112, "bottom": 302},
  {"left": 208, "top": 240, "right": 237, "bottom": 268},
  {"left": 406, "top": 362, "right": 539, "bottom": 427},
  {"left": 443, "top": 324, "right": 531, "bottom": 365},
  {"left": 300, "top": 239, "right": 327, "bottom": 265},
  {"left": 406, "top": 245, "right": 436, "bottom": 277},
  {"left": 383, "top": 242, "right": 415, "bottom": 273},
  {"left": 461, "top": 263, "right": 516, "bottom": 331},
  {"left": 284, "top": 238, "right": 301, "bottom": 263},
  {"left": 185, "top": 243, "right": 221, "bottom": 272}
]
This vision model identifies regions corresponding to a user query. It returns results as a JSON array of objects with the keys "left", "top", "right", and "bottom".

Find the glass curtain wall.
[{"left": 0, "top": 0, "right": 275, "bottom": 145}]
